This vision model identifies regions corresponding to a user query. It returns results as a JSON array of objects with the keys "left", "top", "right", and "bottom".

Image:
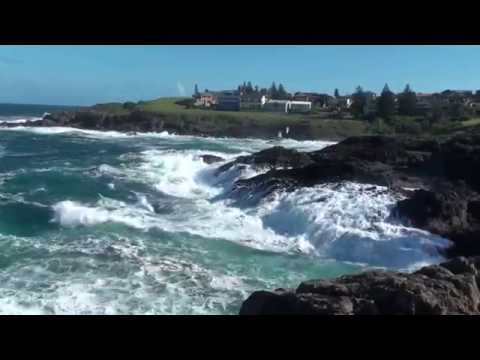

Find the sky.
[{"left": 0, "top": 45, "right": 479, "bottom": 106}]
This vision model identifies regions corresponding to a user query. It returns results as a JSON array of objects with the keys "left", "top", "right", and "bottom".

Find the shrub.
[
  {"left": 175, "top": 98, "right": 195, "bottom": 108},
  {"left": 388, "top": 116, "right": 424, "bottom": 135},
  {"left": 123, "top": 102, "right": 137, "bottom": 110}
]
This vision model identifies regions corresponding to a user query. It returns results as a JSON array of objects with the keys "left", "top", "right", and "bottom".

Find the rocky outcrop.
[
  {"left": 217, "top": 146, "right": 314, "bottom": 173},
  {"left": 217, "top": 134, "right": 480, "bottom": 257},
  {"left": 240, "top": 256, "right": 480, "bottom": 315},
  {"left": 396, "top": 183, "right": 480, "bottom": 257},
  {"left": 219, "top": 135, "right": 450, "bottom": 200}
]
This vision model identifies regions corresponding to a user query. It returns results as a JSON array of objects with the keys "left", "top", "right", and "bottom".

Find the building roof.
[
  {"left": 267, "top": 100, "right": 290, "bottom": 104},
  {"left": 442, "top": 90, "right": 473, "bottom": 96},
  {"left": 294, "top": 92, "right": 331, "bottom": 98},
  {"left": 266, "top": 100, "right": 311, "bottom": 105},
  {"left": 290, "top": 101, "right": 312, "bottom": 105}
]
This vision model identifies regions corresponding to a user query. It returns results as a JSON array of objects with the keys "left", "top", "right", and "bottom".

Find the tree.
[
  {"left": 246, "top": 81, "right": 253, "bottom": 94},
  {"left": 448, "top": 103, "right": 470, "bottom": 120},
  {"left": 431, "top": 100, "right": 446, "bottom": 123},
  {"left": 351, "top": 86, "right": 367, "bottom": 118},
  {"left": 334, "top": 88, "right": 340, "bottom": 98},
  {"left": 377, "top": 83, "right": 396, "bottom": 119},
  {"left": 398, "top": 84, "right": 417, "bottom": 116},
  {"left": 269, "top": 82, "right": 278, "bottom": 99},
  {"left": 277, "top": 83, "right": 288, "bottom": 99}
]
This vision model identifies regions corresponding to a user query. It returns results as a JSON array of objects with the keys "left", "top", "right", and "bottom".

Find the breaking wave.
[
  {"left": 50, "top": 146, "right": 451, "bottom": 269},
  {"left": 0, "top": 126, "right": 452, "bottom": 314}
]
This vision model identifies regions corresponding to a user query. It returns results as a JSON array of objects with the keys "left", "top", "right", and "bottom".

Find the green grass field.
[
  {"left": 137, "top": 97, "right": 304, "bottom": 122},
  {"left": 89, "top": 97, "right": 372, "bottom": 139}
]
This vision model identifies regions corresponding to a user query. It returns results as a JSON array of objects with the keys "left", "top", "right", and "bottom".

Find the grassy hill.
[
  {"left": 88, "top": 97, "right": 480, "bottom": 140},
  {"left": 90, "top": 97, "right": 370, "bottom": 140}
]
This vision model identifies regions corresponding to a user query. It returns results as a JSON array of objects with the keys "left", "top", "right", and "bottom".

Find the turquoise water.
[{"left": 0, "top": 119, "right": 450, "bottom": 314}]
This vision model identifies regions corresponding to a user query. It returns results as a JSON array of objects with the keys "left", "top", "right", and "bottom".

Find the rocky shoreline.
[
  {"left": 240, "top": 256, "right": 480, "bottom": 314},
  {"left": 213, "top": 133, "right": 480, "bottom": 314},
  {"left": 0, "top": 109, "right": 345, "bottom": 141},
  {"left": 216, "top": 135, "right": 480, "bottom": 259},
  {"left": 4, "top": 110, "right": 480, "bottom": 314}
]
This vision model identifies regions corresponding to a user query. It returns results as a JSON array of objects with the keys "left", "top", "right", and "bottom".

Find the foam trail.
[
  {"left": 50, "top": 182, "right": 451, "bottom": 269},
  {"left": 0, "top": 124, "right": 334, "bottom": 152},
  {"left": 57, "top": 145, "right": 451, "bottom": 269},
  {"left": 257, "top": 183, "right": 451, "bottom": 269},
  {"left": 0, "top": 116, "right": 43, "bottom": 124}
]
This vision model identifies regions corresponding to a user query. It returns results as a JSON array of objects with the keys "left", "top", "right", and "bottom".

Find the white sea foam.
[
  {"left": 0, "top": 116, "right": 43, "bottom": 124},
  {"left": 51, "top": 179, "right": 451, "bottom": 269},
  {"left": 0, "top": 124, "right": 333, "bottom": 152},
  {"left": 0, "top": 126, "right": 134, "bottom": 138},
  {"left": 255, "top": 183, "right": 451, "bottom": 268}
]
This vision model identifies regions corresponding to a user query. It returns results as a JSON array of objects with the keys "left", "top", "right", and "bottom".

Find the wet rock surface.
[
  {"left": 218, "top": 135, "right": 480, "bottom": 258},
  {"left": 240, "top": 256, "right": 480, "bottom": 315}
]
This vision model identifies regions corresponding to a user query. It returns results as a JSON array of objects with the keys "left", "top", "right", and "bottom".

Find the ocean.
[{"left": 0, "top": 104, "right": 450, "bottom": 314}]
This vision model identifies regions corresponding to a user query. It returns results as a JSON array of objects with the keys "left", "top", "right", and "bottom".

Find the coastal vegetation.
[{"left": 86, "top": 95, "right": 480, "bottom": 140}]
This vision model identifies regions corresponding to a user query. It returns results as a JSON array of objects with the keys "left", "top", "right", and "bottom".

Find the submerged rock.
[
  {"left": 199, "top": 154, "right": 225, "bottom": 164},
  {"left": 240, "top": 256, "right": 480, "bottom": 315}
]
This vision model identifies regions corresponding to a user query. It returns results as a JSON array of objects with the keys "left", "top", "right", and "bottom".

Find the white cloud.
[{"left": 177, "top": 81, "right": 186, "bottom": 96}]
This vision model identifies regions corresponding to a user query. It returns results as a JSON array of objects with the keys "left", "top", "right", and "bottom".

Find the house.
[
  {"left": 293, "top": 92, "right": 333, "bottom": 108},
  {"left": 440, "top": 90, "right": 474, "bottom": 105},
  {"left": 215, "top": 90, "right": 241, "bottom": 111},
  {"left": 414, "top": 93, "right": 435, "bottom": 114},
  {"left": 195, "top": 92, "right": 217, "bottom": 108},
  {"left": 441, "top": 90, "right": 473, "bottom": 97},
  {"left": 362, "top": 99, "right": 377, "bottom": 116},
  {"left": 263, "top": 99, "right": 290, "bottom": 112},
  {"left": 240, "top": 94, "right": 266, "bottom": 110},
  {"left": 416, "top": 99, "right": 434, "bottom": 114},
  {"left": 263, "top": 99, "right": 311, "bottom": 113},
  {"left": 332, "top": 95, "right": 353, "bottom": 109},
  {"left": 469, "top": 102, "right": 480, "bottom": 115},
  {"left": 288, "top": 101, "right": 312, "bottom": 113}
]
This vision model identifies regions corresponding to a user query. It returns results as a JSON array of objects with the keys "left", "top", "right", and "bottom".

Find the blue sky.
[{"left": 0, "top": 45, "right": 479, "bottom": 106}]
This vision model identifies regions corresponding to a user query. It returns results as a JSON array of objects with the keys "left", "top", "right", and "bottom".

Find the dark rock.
[
  {"left": 199, "top": 154, "right": 225, "bottom": 164},
  {"left": 222, "top": 136, "right": 442, "bottom": 200},
  {"left": 218, "top": 146, "right": 314, "bottom": 173},
  {"left": 240, "top": 256, "right": 480, "bottom": 315},
  {"left": 396, "top": 183, "right": 480, "bottom": 257}
]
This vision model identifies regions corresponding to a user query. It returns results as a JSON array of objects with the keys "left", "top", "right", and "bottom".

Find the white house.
[
  {"left": 288, "top": 101, "right": 312, "bottom": 113},
  {"left": 262, "top": 99, "right": 312, "bottom": 113}
]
